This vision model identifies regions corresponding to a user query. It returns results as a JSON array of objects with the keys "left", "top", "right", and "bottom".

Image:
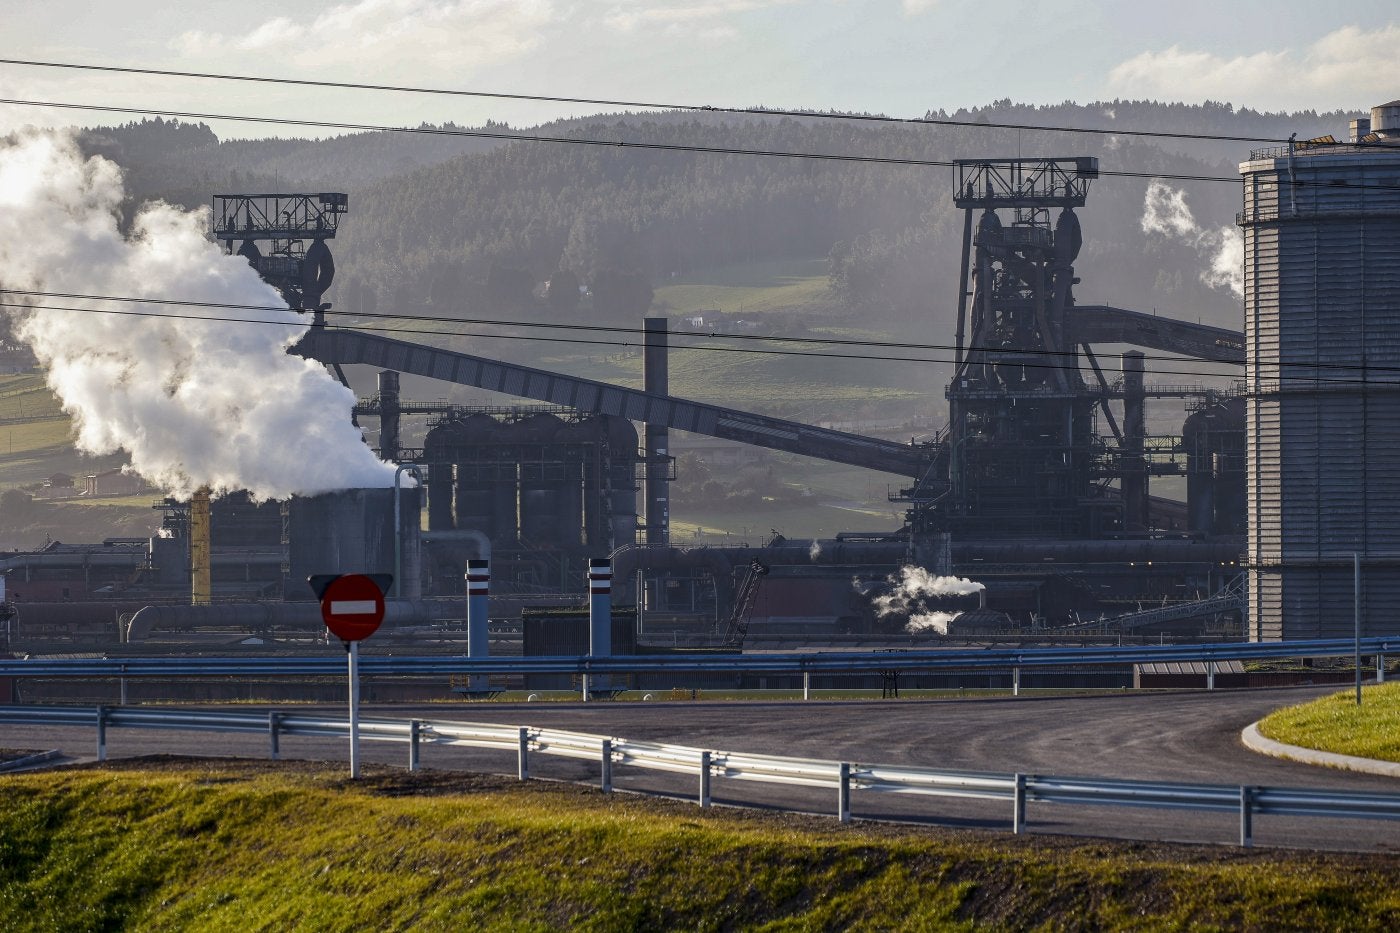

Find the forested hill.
[{"left": 78, "top": 100, "right": 1355, "bottom": 335}]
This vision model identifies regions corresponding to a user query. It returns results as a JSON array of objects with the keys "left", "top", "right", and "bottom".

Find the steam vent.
[{"left": 1240, "top": 100, "right": 1400, "bottom": 639}]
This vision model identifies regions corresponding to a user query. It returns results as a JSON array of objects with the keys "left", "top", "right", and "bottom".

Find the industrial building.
[
  {"left": 10, "top": 107, "right": 1400, "bottom": 653},
  {"left": 1241, "top": 100, "right": 1400, "bottom": 639}
]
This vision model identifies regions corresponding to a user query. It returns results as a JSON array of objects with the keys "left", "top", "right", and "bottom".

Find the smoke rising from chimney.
[
  {"left": 1141, "top": 180, "right": 1243, "bottom": 300},
  {"left": 0, "top": 129, "right": 397, "bottom": 500}
]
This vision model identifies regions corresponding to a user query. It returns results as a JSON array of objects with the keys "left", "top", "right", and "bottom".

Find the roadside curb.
[
  {"left": 1242, "top": 722, "right": 1400, "bottom": 778},
  {"left": 0, "top": 749, "right": 63, "bottom": 773}
]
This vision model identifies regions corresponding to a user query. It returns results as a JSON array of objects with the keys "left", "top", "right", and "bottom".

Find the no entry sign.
[{"left": 317, "top": 573, "right": 387, "bottom": 642}]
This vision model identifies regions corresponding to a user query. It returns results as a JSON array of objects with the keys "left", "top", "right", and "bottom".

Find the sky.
[{"left": 0, "top": 1, "right": 1396, "bottom": 138}]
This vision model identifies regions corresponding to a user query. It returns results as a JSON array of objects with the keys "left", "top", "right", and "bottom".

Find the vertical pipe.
[
  {"left": 1206, "top": 660, "right": 1215, "bottom": 691},
  {"left": 393, "top": 465, "right": 421, "bottom": 600},
  {"left": 838, "top": 762, "right": 851, "bottom": 823},
  {"left": 1012, "top": 667, "right": 1021, "bottom": 697},
  {"left": 96, "top": 705, "right": 107, "bottom": 763},
  {"left": 377, "top": 370, "right": 401, "bottom": 460},
  {"left": 517, "top": 727, "right": 530, "bottom": 780},
  {"left": 408, "top": 720, "right": 420, "bottom": 772},
  {"left": 601, "top": 738, "right": 613, "bottom": 793},
  {"left": 1121, "top": 352, "right": 1148, "bottom": 532},
  {"left": 954, "top": 208, "right": 973, "bottom": 367},
  {"left": 644, "top": 317, "right": 670, "bottom": 545},
  {"left": 269, "top": 711, "right": 280, "bottom": 761},
  {"left": 1379, "top": 654, "right": 1387, "bottom": 684},
  {"left": 699, "top": 750, "right": 712, "bottom": 808},
  {"left": 803, "top": 670, "right": 811, "bottom": 701},
  {"left": 466, "top": 558, "right": 490, "bottom": 693}
]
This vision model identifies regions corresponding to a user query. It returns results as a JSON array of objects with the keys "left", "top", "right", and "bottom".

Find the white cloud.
[
  {"left": 603, "top": 1, "right": 794, "bottom": 33},
  {"left": 174, "top": 0, "right": 561, "bottom": 75},
  {"left": 1107, "top": 24, "right": 1400, "bottom": 111},
  {"left": 901, "top": 0, "right": 938, "bottom": 14}
]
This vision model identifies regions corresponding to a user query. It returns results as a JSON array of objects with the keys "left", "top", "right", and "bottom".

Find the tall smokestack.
[
  {"left": 191, "top": 487, "right": 211, "bottom": 606},
  {"left": 1121, "top": 351, "right": 1148, "bottom": 531},
  {"left": 378, "top": 370, "right": 401, "bottom": 461},
  {"left": 644, "top": 317, "right": 670, "bottom": 544}
]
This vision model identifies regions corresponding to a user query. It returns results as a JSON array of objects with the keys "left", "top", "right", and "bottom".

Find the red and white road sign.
[{"left": 319, "top": 573, "right": 386, "bottom": 642}]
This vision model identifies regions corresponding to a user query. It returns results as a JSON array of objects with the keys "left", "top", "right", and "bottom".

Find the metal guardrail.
[
  {"left": 4, "top": 704, "right": 1399, "bottom": 848},
  {"left": 1, "top": 637, "right": 1398, "bottom": 680}
]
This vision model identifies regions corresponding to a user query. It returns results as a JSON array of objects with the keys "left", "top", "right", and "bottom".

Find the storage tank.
[
  {"left": 1238, "top": 112, "right": 1400, "bottom": 639},
  {"left": 283, "top": 487, "right": 422, "bottom": 600}
]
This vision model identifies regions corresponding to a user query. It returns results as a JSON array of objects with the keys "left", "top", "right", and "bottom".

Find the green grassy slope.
[
  {"left": 2, "top": 761, "right": 1398, "bottom": 932},
  {"left": 1257, "top": 682, "right": 1400, "bottom": 763}
]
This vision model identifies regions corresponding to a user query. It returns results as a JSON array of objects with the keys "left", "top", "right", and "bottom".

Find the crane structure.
[{"left": 213, "top": 193, "right": 348, "bottom": 317}]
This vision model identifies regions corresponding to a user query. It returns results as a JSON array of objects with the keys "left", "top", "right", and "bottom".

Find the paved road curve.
[{"left": 4, "top": 686, "right": 1397, "bottom": 851}]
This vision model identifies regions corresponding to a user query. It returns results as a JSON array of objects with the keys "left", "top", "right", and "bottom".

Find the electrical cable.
[
  {"left": 0, "top": 56, "right": 1302, "bottom": 145},
  {"left": 3, "top": 295, "right": 1390, "bottom": 388},
  {"left": 8, "top": 96, "right": 1399, "bottom": 194},
  {"left": 5, "top": 286, "right": 1243, "bottom": 368},
  {"left": 6, "top": 285, "right": 1391, "bottom": 378},
  {"left": 0, "top": 96, "right": 1239, "bottom": 185}
]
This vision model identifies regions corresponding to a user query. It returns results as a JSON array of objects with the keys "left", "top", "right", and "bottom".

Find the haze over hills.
[{"left": 0, "top": 99, "right": 1356, "bottom": 545}]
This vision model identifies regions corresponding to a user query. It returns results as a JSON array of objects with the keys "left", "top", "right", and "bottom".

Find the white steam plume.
[
  {"left": 0, "top": 129, "right": 397, "bottom": 500},
  {"left": 870, "top": 565, "right": 984, "bottom": 636},
  {"left": 904, "top": 612, "right": 962, "bottom": 635},
  {"left": 1141, "top": 181, "right": 1243, "bottom": 300}
]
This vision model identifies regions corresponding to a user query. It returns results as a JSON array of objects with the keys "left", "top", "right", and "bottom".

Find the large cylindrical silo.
[
  {"left": 283, "top": 487, "right": 422, "bottom": 600},
  {"left": 1239, "top": 118, "right": 1400, "bottom": 639}
]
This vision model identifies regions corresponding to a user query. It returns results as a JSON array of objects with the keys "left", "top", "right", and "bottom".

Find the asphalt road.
[{"left": 5, "top": 685, "right": 1399, "bottom": 851}]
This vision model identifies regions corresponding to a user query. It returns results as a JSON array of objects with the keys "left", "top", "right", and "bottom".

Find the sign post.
[{"left": 311, "top": 573, "right": 390, "bottom": 778}]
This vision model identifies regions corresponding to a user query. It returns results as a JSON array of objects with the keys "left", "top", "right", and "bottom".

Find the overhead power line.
[
  {"left": 1, "top": 286, "right": 1238, "bottom": 369},
  {"left": 0, "top": 57, "right": 1298, "bottom": 145},
  {"left": 8, "top": 96, "right": 1399, "bottom": 194},
  {"left": 0, "top": 97, "right": 1240, "bottom": 185},
  {"left": 5, "top": 288, "right": 1396, "bottom": 387}
]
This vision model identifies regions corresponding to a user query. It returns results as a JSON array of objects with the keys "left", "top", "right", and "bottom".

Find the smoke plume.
[
  {"left": 1141, "top": 181, "right": 1243, "bottom": 300},
  {"left": 870, "top": 565, "right": 984, "bottom": 636},
  {"left": 0, "top": 129, "right": 397, "bottom": 499}
]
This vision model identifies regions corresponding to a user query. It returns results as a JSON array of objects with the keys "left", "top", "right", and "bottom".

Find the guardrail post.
[
  {"left": 1206, "top": 660, "right": 1216, "bottom": 691},
  {"left": 1012, "top": 667, "right": 1021, "bottom": 697},
  {"left": 699, "top": 751, "right": 712, "bottom": 808},
  {"left": 517, "top": 727, "right": 530, "bottom": 780},
  {"left": 119, "top": 675, "right": 128, "bottom": 706},
  {"left": 96, "top": 705, "right": 108, "bottom": 763},
  {"left": 803, "top": 670, "right": 811, "bottom": 701},
  {"left": 268, "top": 711, "right": 280, "bottom": 761},
  {"left": 1379, "top": 654, "right": 1387, "bottom": 684},
  {"left": 408, "top": 720, "right": 420, "bottom": 772},
  {"left": 600, "top": 739, "right": 613, "bottom": 793},
  {"left": 582, "top": 673, "right": 591, "bottom": 703},
  {"left": 1013, "top": 773, "right": 1027, "bottom": 834},
  {"left": 1239, "top": 786, "right": 1254, "bottom": 848},
  {"left": 838, "top": 762, "right": 851, "bottom": 823}
]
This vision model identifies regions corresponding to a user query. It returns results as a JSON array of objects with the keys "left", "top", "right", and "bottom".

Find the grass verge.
[
  {"left": 2, "top": 759, "right": 1400, "bottom": 931},
  {"left": 1256, "top": 681, "right": 1400, "bottom": 763}
]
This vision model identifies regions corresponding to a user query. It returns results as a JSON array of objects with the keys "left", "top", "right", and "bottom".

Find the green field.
[
  {"left": 2, "top": 760, "right": 1398, "bottom": 931},
  {"left": 652, "top": 257, "right": 839, "bottom": 316},
  {"left": 1257, "top": 682, "right": 1400, "bottom": 763}
]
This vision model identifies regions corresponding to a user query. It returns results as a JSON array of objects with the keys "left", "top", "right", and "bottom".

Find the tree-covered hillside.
[{"left": 77, "top": 99, "right": 1357, "bottom": 339}]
